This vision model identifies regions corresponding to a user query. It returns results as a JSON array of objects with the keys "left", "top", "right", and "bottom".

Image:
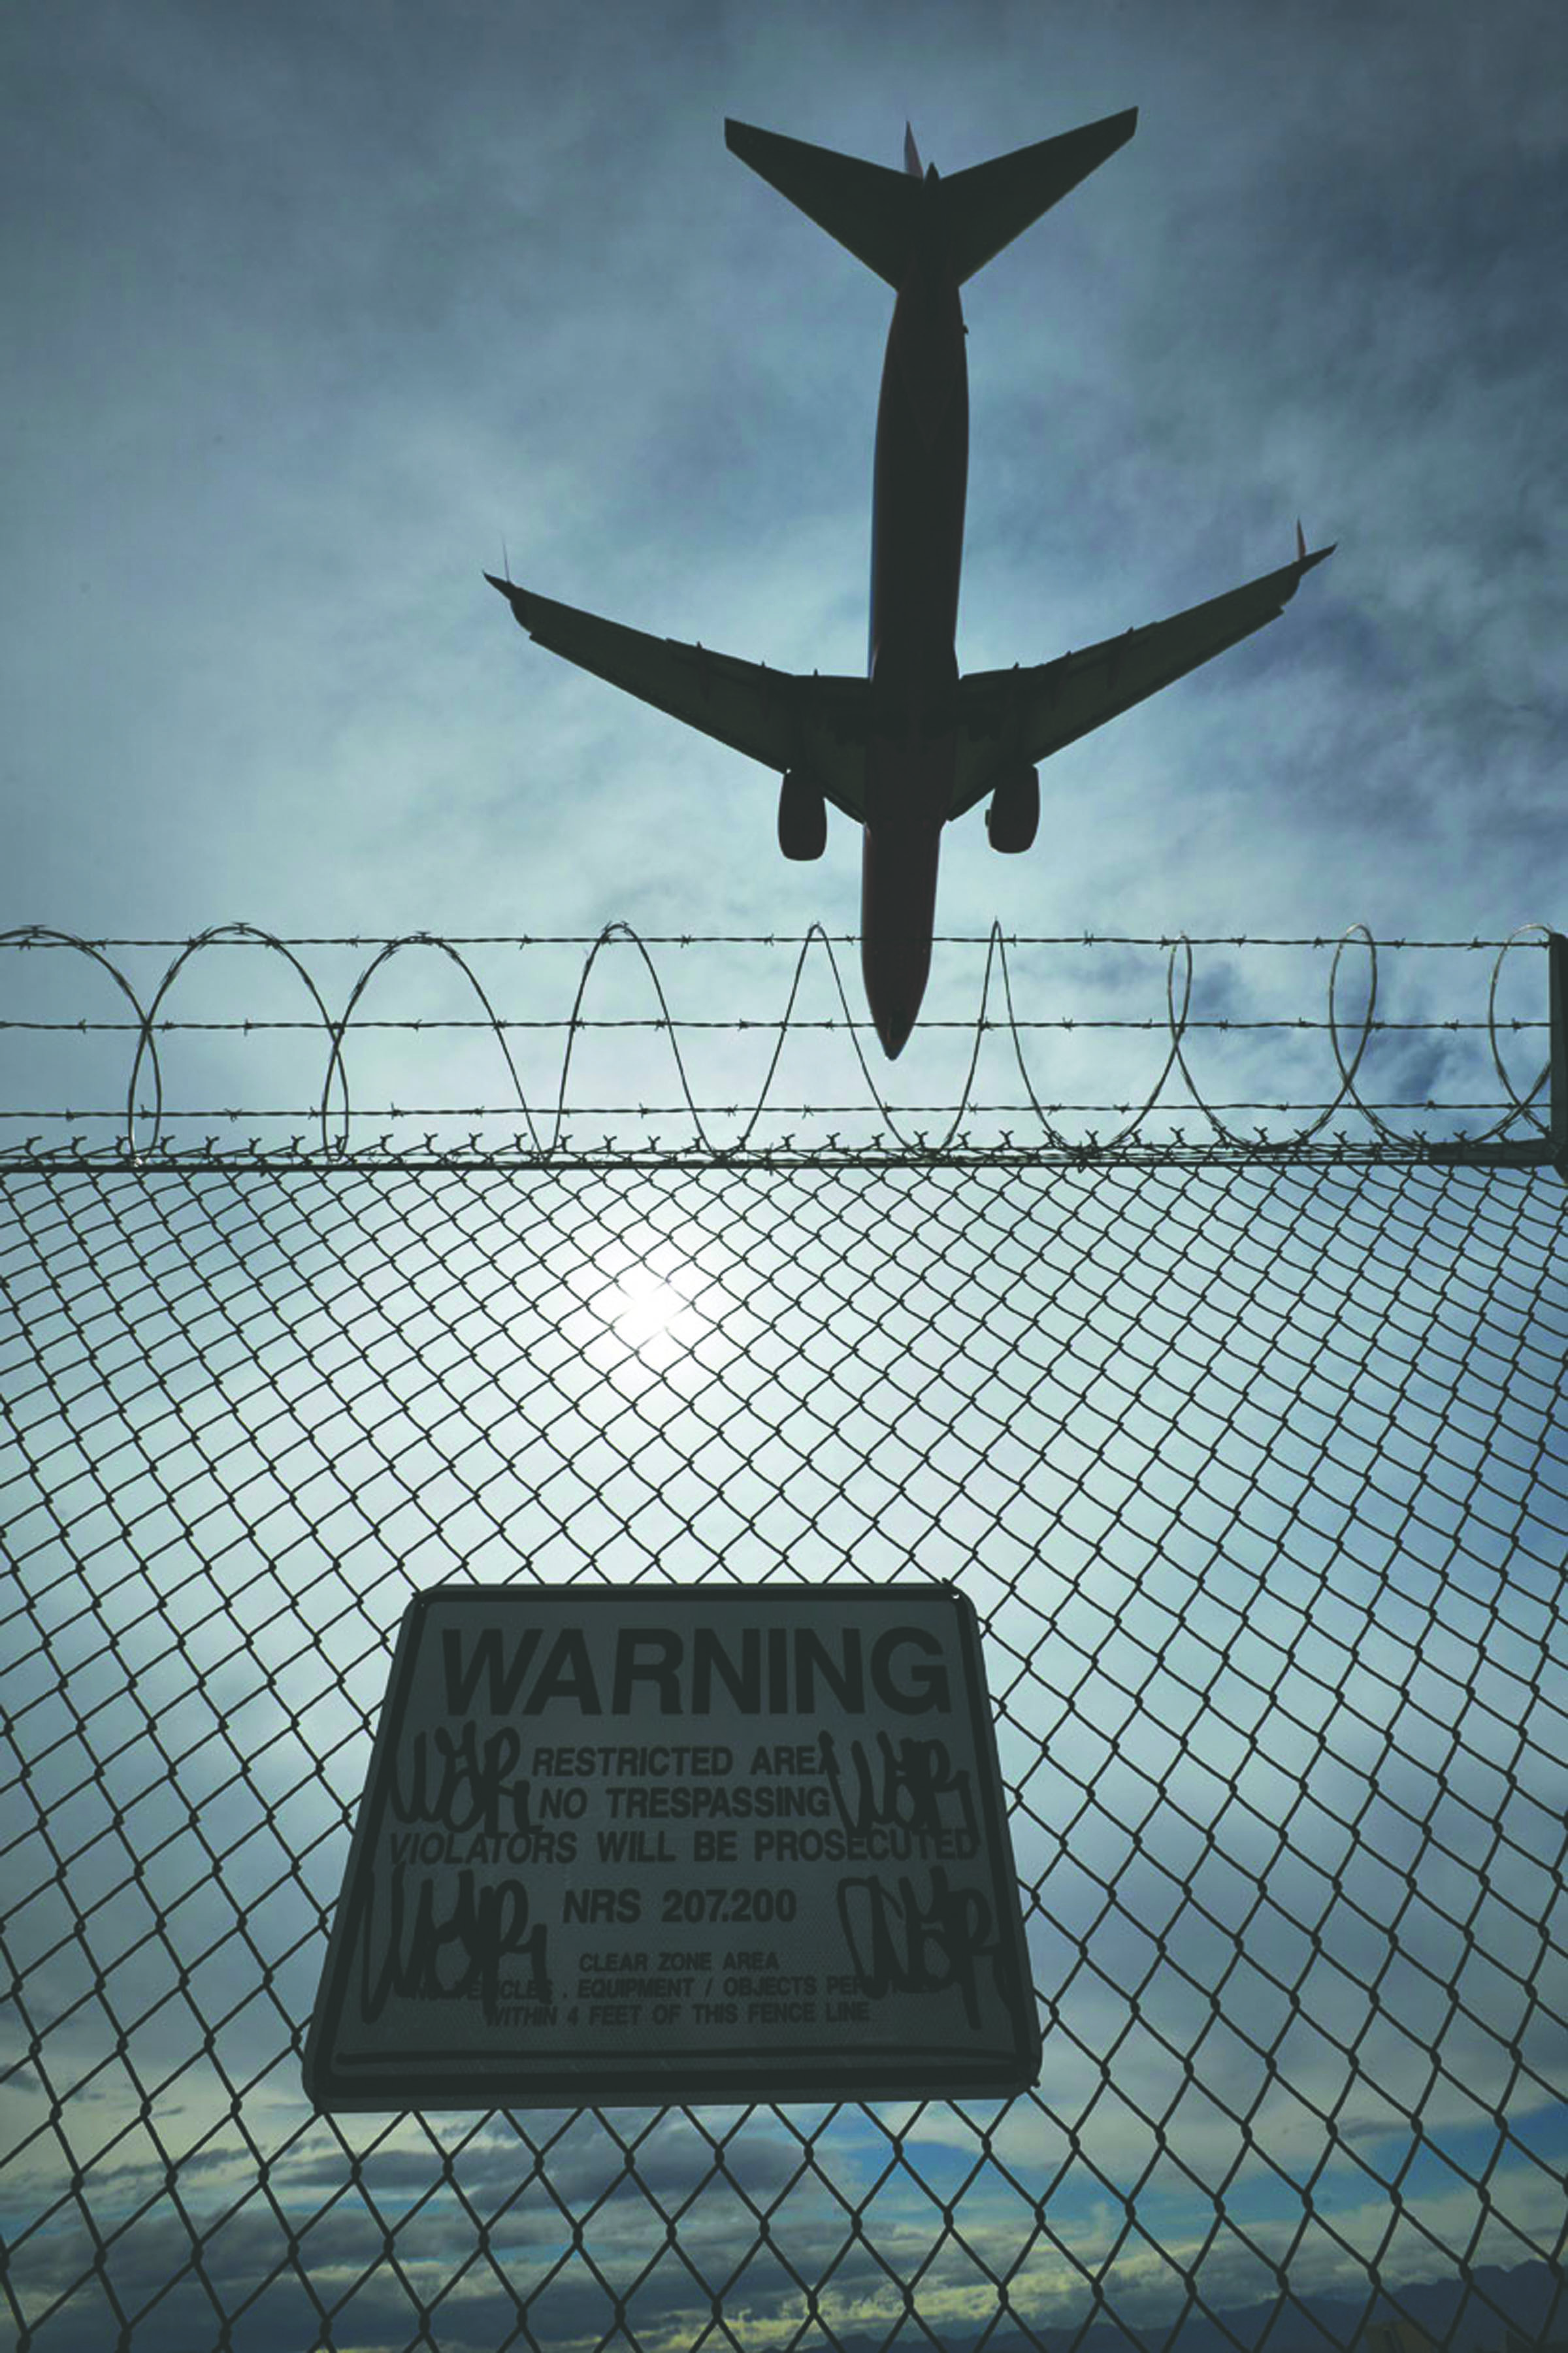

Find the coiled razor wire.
[
  {"left": 0, "top": 923, "right": 1562, "bottom": 1167},
  {"left": 2, "top": 1141, "right": 1565, "bottom": 2352}
]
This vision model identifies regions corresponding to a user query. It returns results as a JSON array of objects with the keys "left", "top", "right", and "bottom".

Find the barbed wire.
[
  {"left": 1, "top": 919, "right": 1560, "bottom": 1167},
  {"left": 3, "top": 930, "right": 1540, "bottom": 949},
  {"left": 0, "top": 1017, "right": 1546, "bottom": 1032}
]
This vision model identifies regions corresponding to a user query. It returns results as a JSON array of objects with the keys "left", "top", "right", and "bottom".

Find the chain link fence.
[{"left": 2, "top": 936, "right": 1566, "bottom": 2351}]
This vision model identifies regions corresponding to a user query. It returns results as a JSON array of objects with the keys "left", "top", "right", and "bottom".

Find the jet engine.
[
  {"left": 777, "top": 768, "right": 827, "bottom": 861},
  {"left": 985, "top": 765, "right": 1039, "bottom": 854}
]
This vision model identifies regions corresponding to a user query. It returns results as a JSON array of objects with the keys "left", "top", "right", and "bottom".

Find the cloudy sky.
[
  {"left": 3, "top": 4, "right": 1565, "bottom": 2349},
  {"left": 2, "top": 0, "right": 1565, "bottom": 1118}
]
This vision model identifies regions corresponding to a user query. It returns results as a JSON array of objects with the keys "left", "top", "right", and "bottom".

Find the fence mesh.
[{"left": 3, "top": 1144, "right": 1565, "bottom": 2353}]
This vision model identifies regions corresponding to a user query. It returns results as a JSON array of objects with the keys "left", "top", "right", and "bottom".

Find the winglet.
[
  {"left": 1275, "top": 525, "right": 1336, "bottom": 606},
  {"left": 484, "top": 570, "right": 532, "bottom": 629},
  {"left": 1292, "top": 520, "right": 1337, "bottom": 577}
]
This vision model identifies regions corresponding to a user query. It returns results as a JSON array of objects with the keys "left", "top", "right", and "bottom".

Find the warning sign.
[{"left": 304, "top": 1582, "right": 1039, "bottom": 2109}]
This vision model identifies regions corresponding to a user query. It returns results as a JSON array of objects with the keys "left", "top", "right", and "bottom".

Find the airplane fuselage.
[{"left": 862, "top": 176, "right": 969, "bottom": 1057}]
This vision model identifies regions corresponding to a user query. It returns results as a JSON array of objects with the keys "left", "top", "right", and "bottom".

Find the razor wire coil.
[{"left": 0, "top": 922, "right": 1559, "bottom": 1166}]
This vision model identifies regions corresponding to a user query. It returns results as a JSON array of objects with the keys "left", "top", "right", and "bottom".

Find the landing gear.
[
  {"left": 985, "top": 764, "right": 1039, "bottom": 854},
  {"left": 778, "top": 768, "right": 826, "bottom": 861}
]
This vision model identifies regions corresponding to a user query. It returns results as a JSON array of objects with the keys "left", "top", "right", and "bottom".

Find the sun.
[{"left": 600, "top": 1262, "right": 708, "bottom": 1368}]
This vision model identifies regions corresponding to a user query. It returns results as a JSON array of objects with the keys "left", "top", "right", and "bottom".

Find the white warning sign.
[{"left": 304, "top": 1581, "right": 1039, "bottom": 2109}]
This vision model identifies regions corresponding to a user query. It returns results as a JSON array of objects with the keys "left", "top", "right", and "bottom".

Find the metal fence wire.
[{"left": 3, "top": 1149, "right": 1567, "bottom": 2352}]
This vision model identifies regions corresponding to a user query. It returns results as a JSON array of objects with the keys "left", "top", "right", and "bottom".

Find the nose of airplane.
[
  {"left": 873, "top": 998, "right": 919, "bottom": 1060},
  {"left": 861, "top": 915, "right": 932, "bottom": 1059},
  {"left": 860, "top": 818, "right": 940, "bottom": 1060},
  {"left": 863, "top": 949, "right": 930, "bottom": 1060}
]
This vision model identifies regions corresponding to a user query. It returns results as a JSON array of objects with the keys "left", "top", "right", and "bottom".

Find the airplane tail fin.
[{"left": 725, "top": 107, "right": 1136, "bottom": 289}]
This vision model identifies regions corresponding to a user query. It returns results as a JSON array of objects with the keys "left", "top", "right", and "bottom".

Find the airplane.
[{"left": 486, "top": 108, "right": 1333, "bottom": 1059}]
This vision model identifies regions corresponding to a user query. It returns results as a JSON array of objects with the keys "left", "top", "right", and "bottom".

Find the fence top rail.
[{"left": 0, "top": 1139, "right": 1559, "bottom": 1179}]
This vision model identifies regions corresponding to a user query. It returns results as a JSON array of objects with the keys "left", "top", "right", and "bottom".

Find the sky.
[
  {"left": 2, "top": 3, "right": 1567, "bottom": 2348},
  {"left": 2, "top": 0, "right": 1565, "bottom": 972}
]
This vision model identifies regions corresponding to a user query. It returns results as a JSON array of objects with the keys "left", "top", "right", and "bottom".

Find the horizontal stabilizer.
[
  {"left": 941, "top": 107, "right": 1137, "bottom": 284},
  {"left": 728, "top": 107, "right": 1137, "bottom": 290},
  {"left": 726, "top": 116, "right": 923, "bottom": 287}
]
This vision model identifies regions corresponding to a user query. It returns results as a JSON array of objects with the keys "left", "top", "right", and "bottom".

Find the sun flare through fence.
[{"left": 2, "top": 943, "right": 1567, "bottom": 2352}]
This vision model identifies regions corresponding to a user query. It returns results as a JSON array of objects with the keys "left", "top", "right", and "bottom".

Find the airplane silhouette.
[{"left": 487, "top": 109, "right": 1333, "bottom": 1059}]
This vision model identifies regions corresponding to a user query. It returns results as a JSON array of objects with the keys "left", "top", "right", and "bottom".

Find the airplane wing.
[
  {"left": 948, "top": 535, "right": 1335, "bottom": 819},
  {"left": 485, "top": 574, "right": 872, "bottom": 819}
]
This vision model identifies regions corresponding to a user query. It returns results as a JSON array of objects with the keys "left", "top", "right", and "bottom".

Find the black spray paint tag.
[{"left": 304, "top": 1581, "right": 1040, "bottom": 2110}]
